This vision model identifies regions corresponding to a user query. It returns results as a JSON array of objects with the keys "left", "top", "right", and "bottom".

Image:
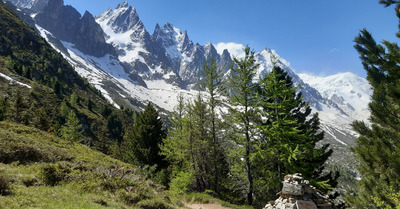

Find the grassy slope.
[{"left": 0, "top": 122, "right": 176, "bottom": 208}]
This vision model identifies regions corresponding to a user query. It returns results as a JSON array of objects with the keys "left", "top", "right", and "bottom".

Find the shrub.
[
  {"left": 169, "top": 171, "right": 193, "bottom": 195},
  {"left": 39, "top": 163, "right": 70, "bottom": 186},
  {"left": 0, "top": 175, "right": 11, "bottom": 196},
  {"left": 22, "top": 177, "right": 38, "bottom": 187}
]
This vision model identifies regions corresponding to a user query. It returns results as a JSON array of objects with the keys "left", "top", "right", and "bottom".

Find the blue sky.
[{"left": 64, "top": 0, "right": 398, "bottom": 77}]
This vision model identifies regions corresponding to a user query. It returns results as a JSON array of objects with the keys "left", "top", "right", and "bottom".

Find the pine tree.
[
  {"left": 122, "top": 103, "right": 166, "bottom": 168},
  {"left": 61, "top": 110, "right": 83, "bottom": 142},
  {"left": 254, "top": 66, "right": 334, "bottom": 203},
  {"left": 161, "top": 94, "right": 193, "bottom": 192},
  {"left": 226, "top": 46, "right": 259, "bottom": 205},
  {"left": 162, "top": 93, "right": 226, "bottom": 193},
  {"left": 33, "top": 106, "right": 49, "bottom": 131},
  {"left": 347, "top": 2, "right": 400, "bottom": 207},
  {"left": 200, "top": 57, "right": 227, "bottom": 193},
  {"left": 12, "top": 88, "right": 27, "bottom": 123},
  {"left": 0, "top": 96, "right": 8, "bottom": 121}
]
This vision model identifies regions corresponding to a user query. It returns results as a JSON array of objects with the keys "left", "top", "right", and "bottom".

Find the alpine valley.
[{"left": 5, "top": 0, "right": 371, "bottom": 184}]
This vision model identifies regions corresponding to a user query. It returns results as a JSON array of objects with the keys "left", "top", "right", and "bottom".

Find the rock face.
[
  {"left": 264, "top": 174, "right": 335, "bottom": 209},
  {"left": 6, "top": 0, "right": 48, "bottom": 12},
  {"left": 95, "top": 2, "right": 232, "bottom": 87},
  {"left": 35, "top": 0, "right": 114, "bottom": 57}
]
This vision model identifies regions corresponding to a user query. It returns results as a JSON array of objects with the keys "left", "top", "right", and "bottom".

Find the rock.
[
  {"left": 263, "top": 174, "right": 336, "bottom": 209},
  {"left": 296, "top": 200, "right": 318, "bottom": 209},
  {"left": 282, "top": 182, "right": 304, "bottom": 196}
]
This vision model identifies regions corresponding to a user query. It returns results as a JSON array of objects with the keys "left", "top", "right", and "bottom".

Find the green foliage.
[
  {"left": 0, "top": 124, "right": 74, "bottom": 164},
  {"left": 372, "top": 187, "right": 400, "bottom": 209},
  {"left": 69, "top": 92, "right": 79, "bottom": 106},
  {"left": 0, "top": 175, "right": 11, "bottom": 196},
  {"left": 226, "top": 46, "right": 259, "bottom": 205},
  {"left": 122, "top": 103, "right": 167, "bottom": 167},
  {"left": 0, "top": 122, "right": 176, "bottom": 208},
  {"left": 39, "top": 163, "right": 70, "bottom": 186},
  {"left": 348, "top": 3, "right": 400, "bottom": 207},
  {"left": 0, "top": 96, "right": 8, "bottom": 121},
  {"left": 162, "top": 93, "right": 225, "bottom": 193},
  {"left": 200, "top": 57, "right": 228, "bottom": 194},
  {"left": 61, "top": 110, "right": 83, "bottom": 142},
  {"left": 254, "top": 65, "right": 334, "bottom": 203},
  {"left": 11, "top": 88, "right": 27, "bottom": 123},
  {"left": 107, "top": 113, "right": 123, "bottom": 142},
  {"left": 169, "top": 171, "right": 194, "bottom": 195}
]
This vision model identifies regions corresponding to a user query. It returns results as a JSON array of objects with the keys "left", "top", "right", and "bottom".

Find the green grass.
[{"left": 0, "top": 121, "right": 176, "bottom": 208}]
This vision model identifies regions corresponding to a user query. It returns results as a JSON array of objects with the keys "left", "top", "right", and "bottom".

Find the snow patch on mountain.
[
  {"left": 0, "top": 72, "right": 32, "bottom": 89},
  {"left": 299, "top": 72, "right": 372, "bottom": 122},
  {"left": 96, "top": 4, "right": 147, "bottom": 64}
]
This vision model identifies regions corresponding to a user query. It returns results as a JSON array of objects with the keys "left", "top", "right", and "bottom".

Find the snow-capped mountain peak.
[
  {"left": 153, "top": 23, "right": 193, "bottom": 56},
  {"left": 96, "top": 1, "right": 143, "bottom": 34},
  {"left": 299, "top": 72, "right": 372, "bottom": 122}
]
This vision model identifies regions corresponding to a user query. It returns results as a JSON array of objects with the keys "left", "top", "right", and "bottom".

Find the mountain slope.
[
  {"left": 0, "top": 122, "right": 176, "bottom": 208},
  {"left": 299, "top": 72, "right": 371, "bottom": 122},
  {"left": 0, "top": 0, "right": 136, "bottom": 152},
  {"left": 0, "top": 3, "right": 177, "bottom": 208}
]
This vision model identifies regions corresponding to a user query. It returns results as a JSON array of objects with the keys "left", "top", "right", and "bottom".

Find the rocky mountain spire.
[{"left": 35, "top": 0, "right": 114, "bottom": 57}]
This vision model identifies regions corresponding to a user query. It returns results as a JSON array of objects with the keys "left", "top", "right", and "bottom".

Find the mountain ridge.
[{"left": 4, "top": 0, "right": 371, "bottom": 153}]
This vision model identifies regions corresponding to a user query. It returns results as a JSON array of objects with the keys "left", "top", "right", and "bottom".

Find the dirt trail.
[{"left": 185, "top": 202, "right": 234, "bottom": 209}]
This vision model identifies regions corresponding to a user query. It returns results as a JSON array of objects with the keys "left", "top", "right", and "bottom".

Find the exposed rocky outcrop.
[
  {"left": 264, "top": 174, "right": 335, "bottom": 209},
  {"left": 35, "top": 0, "right": 115, "bottom": 57},
  {"left": 6, "top": 0, "right": 48, "bottom": 13}
]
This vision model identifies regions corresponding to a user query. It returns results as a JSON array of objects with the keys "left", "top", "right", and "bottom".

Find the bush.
[
  {"left": 0, "top": 133, "right": 74, "bottom": 164},
  {"left": 169, "top": 171, "right": 193, "bottom": 195},
  {"left": 0, "top": 175, "right": 11, "bottom": 196},
  {"left": 39, "top": 163, "right": 70, "bottom": 186}
]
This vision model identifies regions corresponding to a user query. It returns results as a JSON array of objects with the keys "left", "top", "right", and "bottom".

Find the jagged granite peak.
[
  {"left": 204, "top": 42, "right": 220, "bottom": 62},
  {"left": 35, "top": 0, "right": 114, "bottom": 57},
  {"left": 219, "top": 49, "right": 234, "bottom": 69},
  {"left": 153, "top": 23, "right": 193, "bottom": 52},
  {"left": 96, "top": 1, "right": 144, "bottom": 34},
  {"left": 6, "top": 0, "right": 48, "bottom": 12}
]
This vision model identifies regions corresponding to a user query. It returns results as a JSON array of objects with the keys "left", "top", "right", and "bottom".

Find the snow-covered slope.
[
  {"left": 299, "top": 73, "right": 372, "bottom": 122},
  {"left": 7, "top": 0, "right": 369, "bottom": 155}
]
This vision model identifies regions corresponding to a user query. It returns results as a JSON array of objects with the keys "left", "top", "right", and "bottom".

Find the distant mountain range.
[{"left": 4, "top": 0, "right": 372, "bottom": 167}]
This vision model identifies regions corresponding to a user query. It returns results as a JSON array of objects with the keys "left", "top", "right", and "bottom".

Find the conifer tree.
[
  {"left": 255, "top": 66, "right": 334, "bottom": 203},
  {"left": 200, "top": 57, "right": 227, "bottom": 193},
  {"left": 122, "top": 103, "right": 166, "bottom": 168},
  {"left": 162, "top": 93, "right": 226, "bottom": 193},
  {"left": 12, "top": 88, "right": 27, "bottom": 123},
  {"left": 348, "top": 2, "right": 400, "bottom": 207},
  {"left": 226, "top": 46, "right": 259, "bottom": 205},
  {"left": 0, "top": 96, "right": 8, "bottom": 121},
  {"left": 61, "top": 110, "right": 83, "bottom": 142}
]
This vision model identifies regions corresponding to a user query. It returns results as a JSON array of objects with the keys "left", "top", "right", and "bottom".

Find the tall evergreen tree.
[
  {"left": 122, "top": 103, "right": 167, "bottom": 168},
  {"left": 348, "top": 2, "right": 400, "bottom": 207},
  {"left": 162, "top": 93, "right": 226, "bottom": 193},
  {"left": 12, "top": 88, "right": 27, "bottom": 123},
  {"left": 226, "top": 46, "right": 259, "bottom": 205},
  {"left": 254, "top": 66, "right": 334, "bottom": 203},
  {"left": 200, "top": 57, "right": 227, "bottom": 193},
  {"left": 61, "top": 110, "right": 83, "bottom": 142}
]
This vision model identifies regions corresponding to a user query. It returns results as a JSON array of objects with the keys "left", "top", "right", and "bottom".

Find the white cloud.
[
  {"left": 330, "top": 48, "right": 339, "bottom": 53},
  {"left": 214, "top": 42, "right": 246, "bottom": 58}
]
